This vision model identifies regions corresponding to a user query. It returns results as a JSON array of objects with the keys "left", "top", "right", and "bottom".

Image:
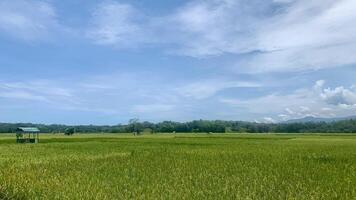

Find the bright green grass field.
[{"left": 0, "top": 134, "right": 355, "bottom": 200}]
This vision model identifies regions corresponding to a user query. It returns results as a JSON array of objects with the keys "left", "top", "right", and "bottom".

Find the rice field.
[{"left": 0, "top": 133, "right": 355, "bottom": 199}]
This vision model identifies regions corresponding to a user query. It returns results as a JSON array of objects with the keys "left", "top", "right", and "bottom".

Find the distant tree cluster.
[
  {"left": 64, "top": 128, "right": 75, "bottom": 136},
  {"left": 0, "top": 119, "right": 355, "bottom": 134}
]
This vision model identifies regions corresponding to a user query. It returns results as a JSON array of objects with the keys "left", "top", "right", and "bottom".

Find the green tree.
[
  {"left": 64, "top": 128, "right": 75, "bottom": 136},
  {"left": 128, "top": 118, "right": 143, "bottom": 135}
]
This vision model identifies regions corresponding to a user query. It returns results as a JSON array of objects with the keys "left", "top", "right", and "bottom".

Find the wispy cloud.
[
  {"left": 173, "top": 0, "right": 356, "bottom": 71},
  {"left": 0, "top": 79, "right": 121, "bottom": 116},
  {"left": 0, "top": 0, "right": 62, "bottom": 41},
  {"left": 175, "top": 79, "right": 261, "bottom": 99},
  {"left": 0, "top": 80, "right": 75, "bottom": 103},
  {"left": 131, "top": 104, "right": 175, "bottom": 114},
  {"left": 60, "top": 105, "right": 119, "bottom": 115},
  {"left": 86, "top": 1, "right": 149, "bottom": 47},
  {"left": 164, "top": 0, "right": 254, "bottom": 57},
  {"left": 0, "top": 91, "right": 48, "bottom": 102},
  {"left": 1, "top": 0, "right": 354, "bottom": 73},
  {"left": 263, "top": 117, "right": 276, "bottom": 123},
  {"left": 86, "top": 0, "right": 356, "bottom": 72}
]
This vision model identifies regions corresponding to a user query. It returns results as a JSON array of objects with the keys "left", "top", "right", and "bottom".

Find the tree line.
[{"left": 0, "top": 119, "right": 355, "bottom": 134}]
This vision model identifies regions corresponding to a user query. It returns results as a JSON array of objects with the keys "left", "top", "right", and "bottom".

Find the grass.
[{"left": 0, "top": 133, "right": 355, "bottom": 199}]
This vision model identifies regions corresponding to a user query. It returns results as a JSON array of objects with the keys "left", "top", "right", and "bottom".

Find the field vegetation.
[{"left": 0, "top": 133, "right": 355, "bottom": 199}]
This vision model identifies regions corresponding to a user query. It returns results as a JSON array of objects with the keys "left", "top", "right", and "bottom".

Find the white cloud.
[
  {"left": 221, "top": 80, "right": 356, "bottom": 121},
  {"left": 0, "top": 80, "right": 123, "bottom": 116},
  {"left": 263, "top": 117, "right": 276, "bottom": 123},
  {"left": 278, "top": 114, "right": 289, "bottom": 121},
  {"left": 87, "top": 1, "right": 148, "bottom": 47},
  {"left": 321, "top": 107, "right": 333, "bottom": 112},
  {"left": 60, "top": 106, "right": 118, "bottom": 115},
  {"left": 235, "top": 0, "right": 356, "bottom": 72},
  {"left": 321, "top": 86, "right": 356, "bottom": 106},
  {"left": 0, "top": 91, "right": 48, "bottom": 102},
  {"left": 175, "top": 79, "right": 261, "bottom": 99},
  {"left": 1, "top": 0, "right": 353, "bottom": 74},
  {"left": 166, "top": 0, "right": 259, "bottom": 57},
  {"left": 241, "top": 42, "right": 356, "bottom": 73},
  {"left": 300, "top": 106, "right": 310, "bottom": 112},
  {"left": 131, "top": 104, "right": 175, "bottom": 113},
  {"left": 86, "top": 0, "right": 263, "bottom": 55},
  {"left": 0, "top": 0, "right": 60, "bottom": 41},
  {"left": 0, "top": 80, "right": 75, "bottom": 103},
  {"left": 314, "top": 80, "right": 325, "bottom": 90},
  {"left": 257, "top": 0, "right": 355, "bottom": 51},
  {"left": 79, "top": 83, "right": 115, "bottom": 90},
  {"left": 285, "top": 108, "right": 295, "bottom": 115},
  {"left": 220, "top": 89, "right": 317, "bottom": 114},
  {"left": 86, "top": 0, "right": 356, "bottom": 72}
]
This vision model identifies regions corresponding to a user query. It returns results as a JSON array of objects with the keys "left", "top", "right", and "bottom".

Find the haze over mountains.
[{"left": 285, "top": 115, "right": 356, "bottom": 123}]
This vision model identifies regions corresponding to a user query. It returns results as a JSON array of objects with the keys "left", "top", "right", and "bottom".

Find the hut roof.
[{"left": 16, "top": 127, "right": 40, "bottom": 133}]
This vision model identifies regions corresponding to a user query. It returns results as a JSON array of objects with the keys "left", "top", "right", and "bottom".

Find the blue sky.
[{"left": 0, "top": 0, "right": 355, "bottom": 125}]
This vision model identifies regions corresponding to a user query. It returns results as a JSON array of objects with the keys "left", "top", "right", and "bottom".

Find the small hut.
[{"left": 16, "top": 127, "right": 40, "bottom": 143}]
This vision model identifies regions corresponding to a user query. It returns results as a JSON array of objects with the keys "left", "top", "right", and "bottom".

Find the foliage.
[
  {"left": 127, "top": 118, "right": 144, "bottom": 135},
  {"left": 0, "top": 119, "right": 356, "bottom": 134},
  {"left": 64, "top": 128, "right": 75, "bottom": 136}
]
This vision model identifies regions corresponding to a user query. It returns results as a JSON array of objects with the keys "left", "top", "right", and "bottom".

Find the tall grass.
[{"left": 0, "top": 134, "right": 355, "bottom": 199}]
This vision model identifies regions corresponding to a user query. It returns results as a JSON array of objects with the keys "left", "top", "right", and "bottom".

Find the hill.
[{"left": 285, "top": 116, "right": 356, "bottom": 123}]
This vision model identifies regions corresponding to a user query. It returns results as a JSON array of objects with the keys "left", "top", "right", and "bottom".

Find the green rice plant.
[{"left": 0, "top": 134, "right": 355, "bottom": 199}]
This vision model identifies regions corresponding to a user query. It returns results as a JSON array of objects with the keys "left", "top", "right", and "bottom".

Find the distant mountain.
[{"left": 284, "top": 116, "right": 356, "bottom": 123}]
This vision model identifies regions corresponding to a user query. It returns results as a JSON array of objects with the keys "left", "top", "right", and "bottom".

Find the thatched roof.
[{"left": 16, "top": 127, "right": 40, "bottom": 133}]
